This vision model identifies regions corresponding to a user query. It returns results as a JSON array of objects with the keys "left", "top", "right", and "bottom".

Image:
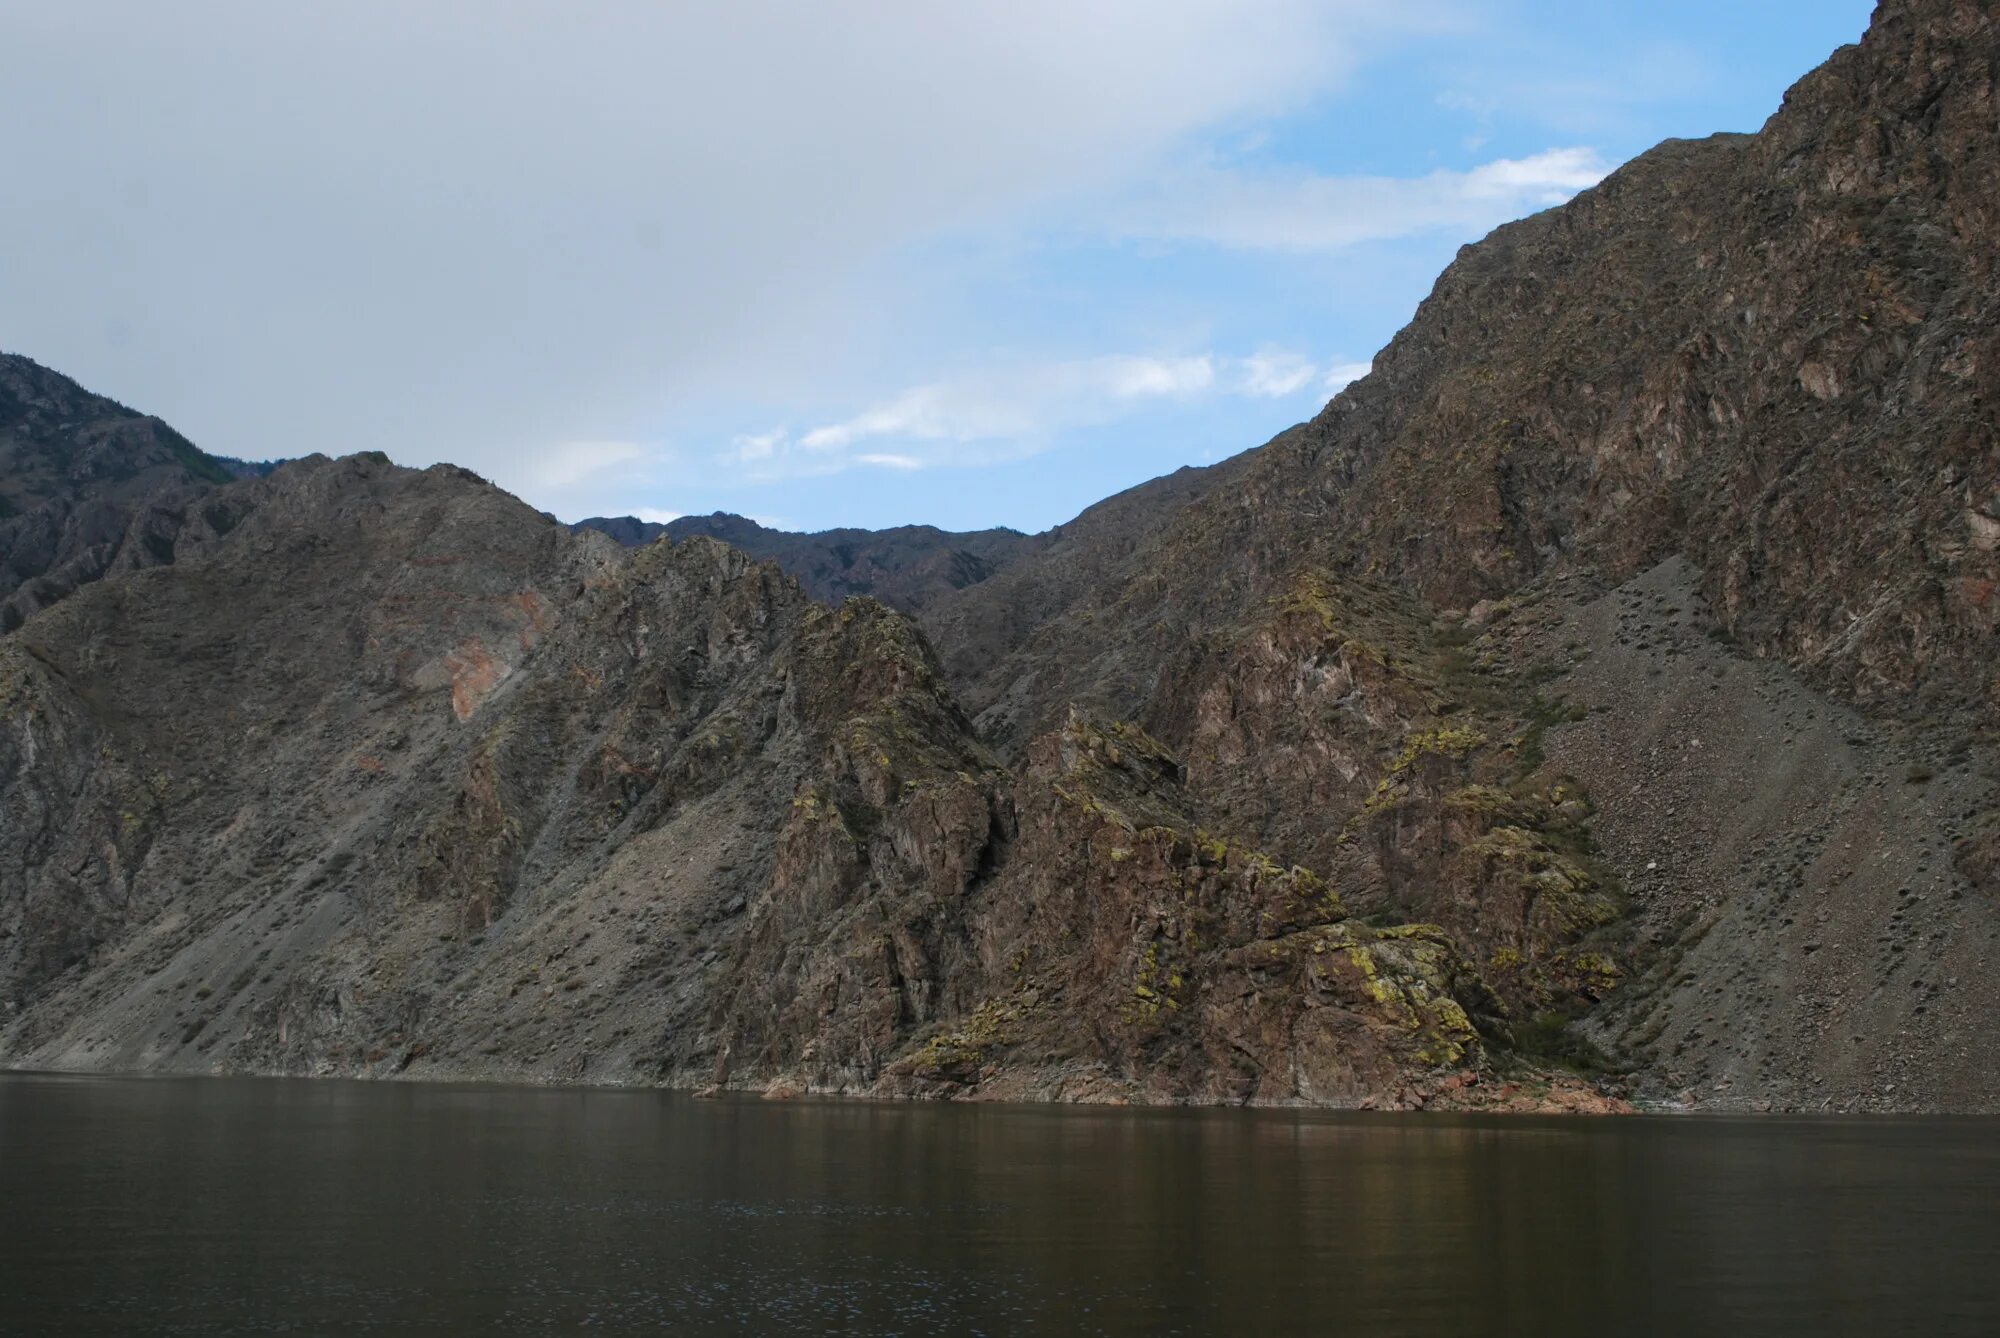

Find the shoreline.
[{"left": 12, "top": 1060, "right": 1984, "bottom": 1117}]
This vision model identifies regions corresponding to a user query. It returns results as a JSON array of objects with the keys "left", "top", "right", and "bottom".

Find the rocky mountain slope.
[
  {"left": 932, "top": 0, "right": 2000, "bottom": 745},
  {"left": 574, "top": 511, "right": 1037, "bottom": 617},
  {"left": 913, "top": 0, "right": 2000, "bottom": 1109},
  {"left": 3, "top": 0, "right": 1996, "bottom": 1112},
  {"left": 0, "top": 353, "right": 243, "bottom": 634},
  {"left": 0, "top": 454, "right": 1609, "bottom": 1108}
]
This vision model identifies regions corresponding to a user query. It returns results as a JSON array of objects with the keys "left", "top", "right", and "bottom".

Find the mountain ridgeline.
[
  {"left": 572, "top": 512, "right": 1039, "bottom": 618},
  {"left": 2, "top": 0, "right": 1996, "bottom": 1112}
]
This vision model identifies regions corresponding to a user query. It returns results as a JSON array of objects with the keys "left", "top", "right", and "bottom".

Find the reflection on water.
[{"left": 2, "top": 1073, "right": 1996, "bottom": 1335}]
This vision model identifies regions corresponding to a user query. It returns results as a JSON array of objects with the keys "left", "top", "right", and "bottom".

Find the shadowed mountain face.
[
  {"left": 2, "top": 0, "right": 1997, "bottom": 1113},
  {"left": 573, "top": 512, "right": 1038, "bottom": 618},
  {"left": 0, "top": 353, "right": 249, "bottom": 633}
]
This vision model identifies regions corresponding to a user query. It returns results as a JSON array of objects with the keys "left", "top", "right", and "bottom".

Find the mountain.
[
  {"left": 0, "top": 454, "right": 1597, "bottom": 1109},
  {"left": 0, "top": 353, "right": 252, "bottom": 633},
  {"left": 934, "top": 0, "right": 2000, "bottom": 743},
  {"left": 573, "top": 511, "right": 1037, "bottom": 617},
  {"left": 622, "top": 0, "right": 2000, "bottom": 1109},
  {"left": 911, "top": 0, "right": 2000, "bottom": 1108},
  {"left": 3, "top": 0, "right": 1996, "bottom": 1112}
]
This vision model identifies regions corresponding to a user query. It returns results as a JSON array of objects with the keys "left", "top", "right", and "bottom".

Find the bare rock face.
[
  {"left": 935, "top": 0, "right": 2000, "bottom": 742},
  {"left": 1290, "top": 0, "right": 2000, "bottom": 717},
  {"left": 0, "top": 353, "right": 248, "bottom": 633},
  {"left": 904, "top": 0, "right": 2000, "bottom": 1110},
  {"left": 0, "top": 455, "right": 1607, "bottom": 1106}
]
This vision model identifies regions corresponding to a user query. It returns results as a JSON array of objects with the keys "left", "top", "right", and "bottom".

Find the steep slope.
[
  {"left": 0, "top": 353, "right": 242, "bottom": 632},
  {"left": 574, "top": 511, "right": 1037, "bottom": 617},
  {"left": 1, "top": 453, "right": 1615, "bottom": 1108},
  {"left": 1290, "top": 0, "right": 1998, "bottom": 716},
  {"left": 937, "top": 0, "right": 1999, "bottom": 743},
  {"left": 913, "top": 0, "right": 2000, "bottom": 1109}
]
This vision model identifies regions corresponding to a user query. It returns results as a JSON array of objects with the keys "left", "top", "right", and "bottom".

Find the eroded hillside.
[{"left": 1, "top": 454, "right": 1624, "bottom": 1108}]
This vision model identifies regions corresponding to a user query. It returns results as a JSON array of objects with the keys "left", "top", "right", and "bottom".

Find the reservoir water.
[{"left": 1, "top": 1072, "right": 1995, "bottom": 1335}]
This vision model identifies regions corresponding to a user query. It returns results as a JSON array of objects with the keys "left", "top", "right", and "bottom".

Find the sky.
[{"left": 2, "top": 1, "right": 1875, "bottom": 535}]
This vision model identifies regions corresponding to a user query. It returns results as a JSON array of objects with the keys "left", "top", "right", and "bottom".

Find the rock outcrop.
[
  {"left": 0, "top": 455, "right": 1611, "bottom": 1107},
  {"left": 0, "top": 352, "right": 245, "bottom": 633},
  {"left": 908, "top": 0, "right": 2000, "bottom": 1110},
  {"left": 931, "top": 0, "right": 2000, "bottom": 747}
]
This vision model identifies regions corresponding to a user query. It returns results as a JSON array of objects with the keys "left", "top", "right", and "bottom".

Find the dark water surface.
[{"left": 2, "top": 1074, "right": 1997, "bottom": 1335}]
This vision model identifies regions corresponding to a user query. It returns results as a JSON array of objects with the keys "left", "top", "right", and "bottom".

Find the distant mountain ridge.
[{"left": 573, "top": 511, "right": 1038, "bottom": 616}]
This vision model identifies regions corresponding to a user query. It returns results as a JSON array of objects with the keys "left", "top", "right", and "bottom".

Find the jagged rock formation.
[
  {"left": 575, "top": 511, "right": 1036, "bottom": 617},
  {"left": 931, "top": 0, "right": 2000, "bottom": 745},
  {"left": 0, "top": 455, "right": 1610, "bottom": 1107},
  {"left": 0, "top": 353, "right": 246, "bottom": 633},
  {"left": 3, "top": 0, "right": 1997, "bottom": 1112},
  {"left": 909, "top": 0, "right": 2000, "bottom": 1109}
]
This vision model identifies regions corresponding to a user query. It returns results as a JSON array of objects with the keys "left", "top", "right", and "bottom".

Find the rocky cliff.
[
  {"left": 0, "top": 353, "right": 245, "bottom": 634},
  {"left": 915, "top": 0, "right": 2000, "bottom": 1110},
  {"left": 0, "top": 454, "right": 1608, "bottom": 1108},
  {"left": 932, "top": 0, "right": 2000, "bottom": 743},
  {"left": 3, "top": 0, "right": 1997, "bottom": 1112}
]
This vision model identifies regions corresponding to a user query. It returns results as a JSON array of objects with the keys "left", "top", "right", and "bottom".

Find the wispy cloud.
[
  {"left": 523, "top": 439, "right": 649, "bottom": 491},
  {"left": 2, "top": 1, "right": 1445, "bottom": 476},
  {"left": 1238, "top": 351, "right": 1319, "bottom": 397},
  {"left": 1098, "top": 355, "right": 1217, "bottom": 398},
  {"left": 731, "top": 430, "right": 784, "bottom": 464},
  {"left": 1112, "top": 147, "right": 1610, "bottom": 252},
  {"left": 726, "top": 349, "right": 1352, "bottom": 479},
  {"left": 792, "top": 354, "right": 1219, "bottom": 461},
  {"left": 1324, "top": 360, "right": 1374, "bottom": 393}
]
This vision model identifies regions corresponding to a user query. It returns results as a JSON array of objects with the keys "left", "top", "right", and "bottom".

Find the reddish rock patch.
[{"left": 444, "top": 638, "right": 502, "bottom": 721}]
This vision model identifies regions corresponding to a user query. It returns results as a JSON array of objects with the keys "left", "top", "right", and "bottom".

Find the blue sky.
[{"left": 2, "top": 2, "right": 1873, "bottom": 534}]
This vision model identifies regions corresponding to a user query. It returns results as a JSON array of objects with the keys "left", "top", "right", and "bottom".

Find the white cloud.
[
  {"left": 792, "top": 355, "right": 1216, "bottom": 462},
  {"left": 1238, "top": 351, "right": 1318, "bottom": 398},
  {"left": 1112, "top": 147, "right": 1611, "bottom": 252},
  {"left": 1100, "top": 355, "right": 1215, "bottom": 398},
  {"left": 634, "top": 508, "right": 684, "bottom": 524},
  {"left": 797, "top": 384, "right": 1023, "bottom": 454},
  {"left": 729, "top": 348, "right": 1348, "bottom": 481},
  {"left": 1458, "top": 147, "right": 1609, "bottom": 200},
  {"left": 523, "top": 440, "right": 648, "bottom": 491},
  {"left": 1324, "top": 360, "right": 1374, "bottom": 393},
  {"left": 0, "top": 1, "right": 1442, "bottom": 476},
  {"left": 732, "top": 430, "right": 784, "bottom": 463}
]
